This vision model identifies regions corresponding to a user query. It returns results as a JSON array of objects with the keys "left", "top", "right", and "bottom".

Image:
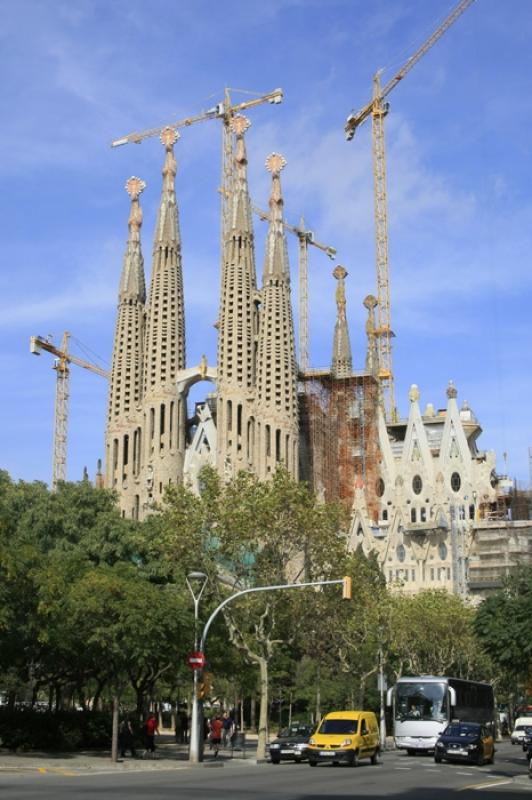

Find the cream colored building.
[{"left": 104, "top": 118, "right": 530, "bottom": 599}]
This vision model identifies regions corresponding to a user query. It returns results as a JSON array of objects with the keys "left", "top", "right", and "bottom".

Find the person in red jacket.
[
  {"left": 144, "top": 713, "right": 159, "bottom": 757},
  {"left": 209, "top": 715, "right": 223, "bottom": 757}
]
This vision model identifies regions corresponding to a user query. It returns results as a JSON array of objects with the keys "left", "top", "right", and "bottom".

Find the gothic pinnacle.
[
  {"left": 125, "top": 176, "right": 146, "bottom": 243},
  {"left": 265, "top": 152, "right": 287, "bottom": 225},
  {"left": 331, "top": 265, "right": 352, "bottom": 378}
]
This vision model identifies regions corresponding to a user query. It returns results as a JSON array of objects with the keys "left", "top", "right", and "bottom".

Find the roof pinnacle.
[
  {"left": 125, "top": 176, "right": 146, "bottom": 241},
  {"left": 331, "top": 265, "right": 353, "bottom": 378}
]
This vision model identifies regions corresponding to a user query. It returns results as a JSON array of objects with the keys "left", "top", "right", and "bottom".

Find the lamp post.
[{"left": 186, "top": 571, "right": 208, "bottom": 764}]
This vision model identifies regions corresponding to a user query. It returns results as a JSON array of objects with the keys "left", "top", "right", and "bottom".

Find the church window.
[
  {"left": 469, "top": 504, "right": 475, "bottom": 520},
  {"left": 412, "top": 474, "right": 422, "bottom": 494},
  {"left": 123, "top": 435, "right": 129, "bottom": 466},
  {"left": 397, "top": 544, "right": 406, "bottom": 563},
  {"left": 411, "top": 508, "right": 417, "bottom": 523},
  {"left": 160, "top": 404, "right": 165, "bottom": 436},
  {"left": 411, "top": 569, "right": 415, "bottom": 581},
  {"left": 430, "top": 568, "right": 435, "bottom": 580},
  {"left": 439, "top": 542, "right": 448, "bottom": 560},
  {"left": 420, "top": 507, "right": 427, "bottom": 522},
  {"left": 275, "top": 429, "right": 281, "bottom": 462},
  {"left": 376, "top": 477, "right": 385, "bottom": 497},
  {"left": 451, "top": 472, "right": 461, "bottom": 492},
  {"left": 265, "top": 425, "right": 271, "bottom": 457},
  {"left": 382, "top": 509, "right": 388, "bottom": 521},
  {"left": 237, "top": 404, "right": 242, "bottom": 437},
  {"left": 227, "top": 400, "right": 233, "bottom": 432}
]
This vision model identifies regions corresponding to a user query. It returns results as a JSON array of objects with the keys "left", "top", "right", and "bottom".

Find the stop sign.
[{"left": 186, "top": 651, "right": 206, "bottom": 669}]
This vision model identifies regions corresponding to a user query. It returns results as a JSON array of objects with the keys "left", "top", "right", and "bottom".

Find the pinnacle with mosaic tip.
[
  {"left": 230, "top": 114, "right": 251, "bottom": 135},
  {"left": 160, "top": 127, "right": 180, "bottom": 148},
  {"left": 265, "top": 152, "right": 286, "bottom": 174},
  {"left": 125, "top": 176, "right": 146, "bottom": 199}
]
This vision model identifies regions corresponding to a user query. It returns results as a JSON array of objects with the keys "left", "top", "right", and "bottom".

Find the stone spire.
[
  {"left": 143, "top": 127, "right": 186, "bottom": 394},
  {"left": 108, "top": 176, "right": 147, "bottom": 422},
  {"left": 216, "top": 116, "right": 259, "bottom": 477},
  {"left": 141, "top": 128, "right": 187, "bottom": 504},
  {"left": 105, "top": 177, "right": 147, "bottom": 513},
  {"left": 255, "top": 153, "right": 299, "bottom": 479},
  {"left": 331, "top": 265, "right": 353, "bottom": 378}
]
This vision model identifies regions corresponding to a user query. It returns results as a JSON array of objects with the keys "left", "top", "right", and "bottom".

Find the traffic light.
[
  {"left": 196, "top": 671, "right": 213, "bottom": 700},
  {"left": 342, "top": 576, "right": 352, "bottom": 600}
]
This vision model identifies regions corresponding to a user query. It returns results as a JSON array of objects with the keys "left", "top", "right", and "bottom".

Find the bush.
[{"left": 0, "top": 709, "right": 111, "bottom": 751}]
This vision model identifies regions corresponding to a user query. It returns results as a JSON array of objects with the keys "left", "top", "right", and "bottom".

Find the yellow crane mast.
[
  {"left": 344, "top": 0, "right": 475, "bottom": 420},
  {"left": 253, "top": 205, "right": 336, "bottom": 372},
  {"left": 30, "top": 333, "right": 109, "bottom": 489},
  {"left": 111, "top": 87, "right": 283, "bottom": 242}
]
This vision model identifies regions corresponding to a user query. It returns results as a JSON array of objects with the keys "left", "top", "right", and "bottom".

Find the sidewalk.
[{"left": 0, "top": 734, "right": 256, "bottom": 775}]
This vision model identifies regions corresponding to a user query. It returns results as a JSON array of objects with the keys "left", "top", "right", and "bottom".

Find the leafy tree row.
[{"left": 1, "top": 466, "right": 524, "bottom": 756}]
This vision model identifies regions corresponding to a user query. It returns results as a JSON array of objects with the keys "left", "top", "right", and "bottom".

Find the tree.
[
  {"left": 157, "top": 466, "right": 349, "bottom": 760},
  {"left": 474, "top": 566, "right": 532, "bottom": 688}
]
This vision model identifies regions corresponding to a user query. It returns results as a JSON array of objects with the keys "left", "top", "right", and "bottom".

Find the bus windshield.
[{"left": 395, "top": 681, "right": 448, "bottom": 722}]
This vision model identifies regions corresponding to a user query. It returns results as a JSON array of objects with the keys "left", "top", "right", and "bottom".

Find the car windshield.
[
  {"left": 279, "top": 726, "right": 312, "bottom": 738},
  {"left": 319, "top": 719, "right": 358, "bottom": 735},
  {"left": 395, "top": 681, "right": 448, "bottom": 722},
  {"left": 444, "top": 724, "right": 480, "bottom": 738}
]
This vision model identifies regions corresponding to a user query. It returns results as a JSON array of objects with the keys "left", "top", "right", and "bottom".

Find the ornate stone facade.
[{"left": 104, "top": 120, "right": 529, "bottom": 600}]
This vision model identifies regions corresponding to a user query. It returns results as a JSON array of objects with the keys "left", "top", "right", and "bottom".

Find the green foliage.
[
  {"left": 0, "top": 709, "right": 111, "bottom": 751},
  {"left": 474, "top": 566, "right": 532, "bottom": 685}
]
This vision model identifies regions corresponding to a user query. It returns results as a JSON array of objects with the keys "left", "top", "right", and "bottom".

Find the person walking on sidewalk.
[
  {"left": 209, "top": 714, "right": 223, "bottom": 757},
  {"left": 144, "top": 713, "right": 159, "bottom": 758},
  {"left": 119, "top": 717, "right": 138, "bottom": 759},
  {"left": 222, "top": 711, "right": 235, "bottom": 747}
]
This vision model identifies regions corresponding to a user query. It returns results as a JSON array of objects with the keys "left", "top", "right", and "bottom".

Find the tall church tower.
[
  {"left": 105, "top": 177, "right": 147, "bottom": 517},
  {"left": 331, "top": 265, "right": 353, "bottom": 378},
  {"left": 216, "top": 115, "right": 258, "bottom": 477},
  {"left": 141, "top": 128, "right": 187, "bottom": 506},
  {"left": 255, "top": 153, "right": 299, "bottom": 479}
]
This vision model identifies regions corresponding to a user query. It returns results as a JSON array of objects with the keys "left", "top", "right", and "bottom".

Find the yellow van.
[{"left": 307, "top": 710, "right": 380, "bottom": 767}]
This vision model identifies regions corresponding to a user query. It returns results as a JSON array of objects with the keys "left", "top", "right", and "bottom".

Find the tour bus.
[{"left": 387, "top": 676, "right": 495, "bottom": 754}]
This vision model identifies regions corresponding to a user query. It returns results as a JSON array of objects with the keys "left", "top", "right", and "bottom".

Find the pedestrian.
[
  {"left": 119, "top": 716, "right": 138, "bottom": 759},
  {"left": 222, "top": 711, "right": 235, "bottom": 747},
  {"left": 144, "top": 713, "right": 159, "bottom": 758},
  {"left": 181, "top": 709, "right": 189, "bottom": 744},
  {"left": 209, "top": 714, "right": 223, "bottom": 757}
]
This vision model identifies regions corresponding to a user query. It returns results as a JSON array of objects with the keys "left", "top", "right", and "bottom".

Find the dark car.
[
  {"left": 434, "top": 722, "right": 495, "bottom": 766},
  {"left": 521, "top": 726, "right": 532, "bottom": 752},
  {"left": 269, "top": 725, "right": 315, "bottom": 764}
]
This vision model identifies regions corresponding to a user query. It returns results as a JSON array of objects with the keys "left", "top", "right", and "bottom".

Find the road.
[{"left": 0, "top": 740, "right": 529, "bottom": 799}]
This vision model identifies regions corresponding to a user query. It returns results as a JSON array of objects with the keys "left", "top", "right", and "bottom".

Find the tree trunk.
[
  {"left": 256, "top": 656, "right": 269, "bottom": 762},
  {"left": 111, "top": 695, "right": 119, "bottom": 762}
]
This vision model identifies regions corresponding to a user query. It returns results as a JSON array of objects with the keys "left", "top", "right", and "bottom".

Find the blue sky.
[{"left": 2, "top": 0, "right": 531, "bottom": 487}]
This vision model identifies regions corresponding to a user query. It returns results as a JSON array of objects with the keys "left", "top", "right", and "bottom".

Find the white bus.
[{"left": 387, "top": 676, "right": 495, "bottom": 754}]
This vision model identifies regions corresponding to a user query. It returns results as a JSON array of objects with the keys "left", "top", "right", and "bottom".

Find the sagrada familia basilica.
[{"left": 105, "top": 117, "right": 531, "bottom": 602}]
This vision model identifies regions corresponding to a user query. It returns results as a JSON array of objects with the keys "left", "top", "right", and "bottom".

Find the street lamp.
[{"left": 186, "top": 571, "right": 208, "bottom": 764}]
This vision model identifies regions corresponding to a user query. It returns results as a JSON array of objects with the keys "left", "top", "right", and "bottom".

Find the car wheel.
[
  {"left": 294, "top": 757, "right": 302, "bottom": 764},
  {"left": 309, "top": 759, "right": 317, "bottom": 767},
  {"left": 371, "top": 748, "right": 380, "bottom": 765},
  {"left": 406, "top": 749, "right": 416, "bottom": 756},
  {"left": 475, "top": 752, "right": 484, "bottom": 767},
  {"left": 351, "top": 750, "right": 360, "bottom": 767},
  {"left": 271, "top": 756, "right": 280, "bottom": 765},
  {"left": 434, "top": 755, "right": 442, "bottom": 764}
]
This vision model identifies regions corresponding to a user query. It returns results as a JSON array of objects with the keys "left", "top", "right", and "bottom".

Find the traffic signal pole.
[{"left": 189, "top": 576, "right": 351, "bottom": 763}]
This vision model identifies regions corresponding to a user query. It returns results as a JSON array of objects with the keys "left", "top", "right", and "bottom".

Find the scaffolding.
[{"left": 298, "top": 369, "right": 380, "bottom": 517}]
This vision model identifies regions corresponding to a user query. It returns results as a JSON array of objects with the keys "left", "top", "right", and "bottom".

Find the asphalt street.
[{"left": 0, "top": 739, "right": 529, "bottom": 799}]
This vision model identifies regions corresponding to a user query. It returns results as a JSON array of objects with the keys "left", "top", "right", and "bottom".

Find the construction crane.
[
  {"left": 344, "top": 0, "right": 475, "bottom": 419},
  {"left": 253, "top": 205, "right": 336, "bottom": 371},
  {"left": 30, "top": 333, "right": 109, "bottom": 489},
  {"left": 111, "top": 87, "right": 283, "bottom": 241}
]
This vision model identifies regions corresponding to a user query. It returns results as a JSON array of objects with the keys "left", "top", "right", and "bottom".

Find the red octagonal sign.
[{"left": 187, "top": 651, "right": 206, "bottom": 670}]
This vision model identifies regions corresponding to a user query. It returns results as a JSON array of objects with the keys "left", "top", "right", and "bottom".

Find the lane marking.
[{"left": 458, "top": 778, "right": 513, "bottom": 791}]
